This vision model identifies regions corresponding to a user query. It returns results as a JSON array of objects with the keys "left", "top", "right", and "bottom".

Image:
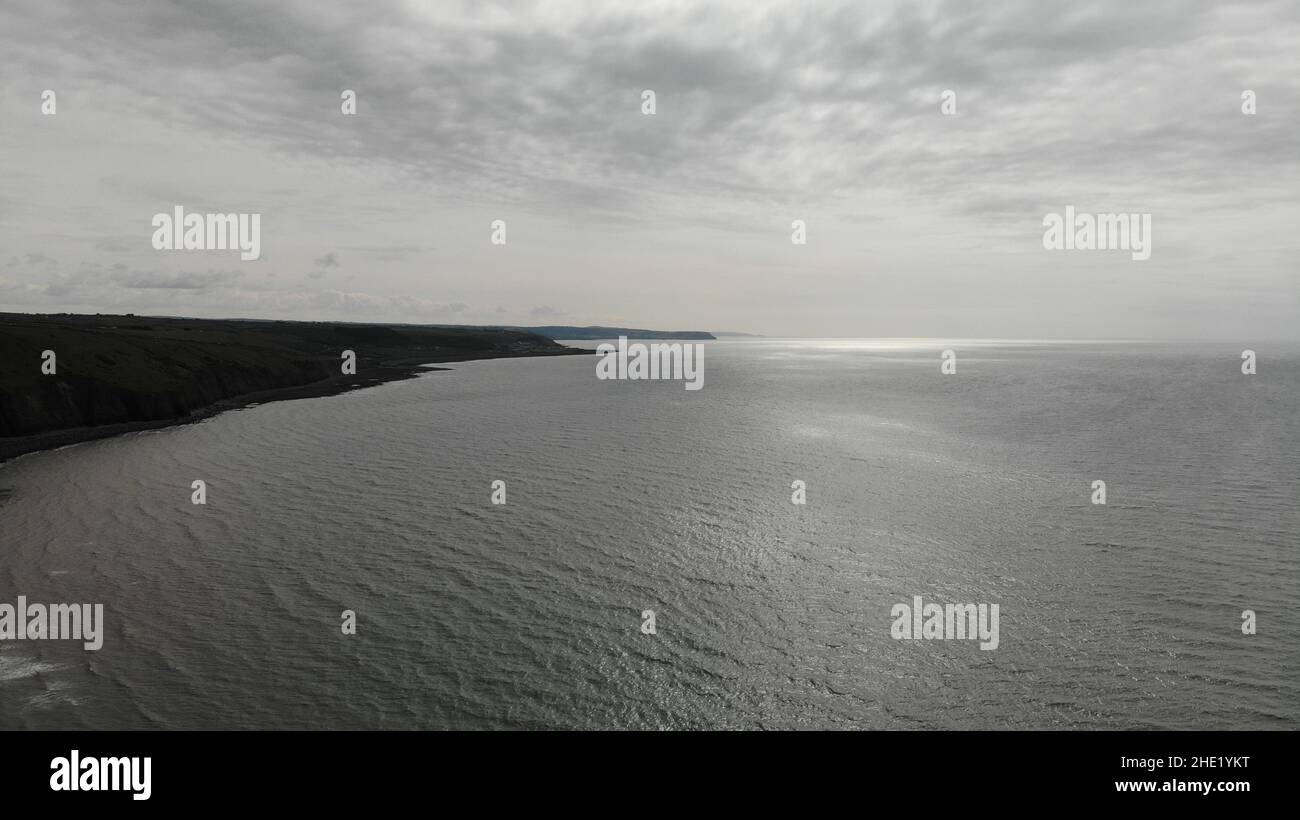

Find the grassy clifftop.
[{"left": 0, "top": 313, "right": 580, "bottom": 448}]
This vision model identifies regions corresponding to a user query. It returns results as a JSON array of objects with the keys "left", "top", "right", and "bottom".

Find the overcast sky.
[{"left": 1, "top": 0, "right": 1297, "bottom": 338}]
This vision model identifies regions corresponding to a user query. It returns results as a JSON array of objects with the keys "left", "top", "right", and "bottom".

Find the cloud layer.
[{"left": 1, "top": 0, "right": 1297, "bottom": 337}]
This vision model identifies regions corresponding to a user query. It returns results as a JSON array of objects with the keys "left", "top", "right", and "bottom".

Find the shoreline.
[{"left": 0, "top": 348, "right": 587, "bottom": 465}]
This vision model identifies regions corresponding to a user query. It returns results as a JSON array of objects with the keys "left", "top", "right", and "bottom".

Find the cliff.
[{"left": 0, "top": 313, "right": 582, "bottom": 458}]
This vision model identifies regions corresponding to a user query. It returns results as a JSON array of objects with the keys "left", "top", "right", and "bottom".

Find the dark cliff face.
[
  {"left": 0, "top": 360, "right": 333, "bottom": 436},
  {"left": 0, "top": 314, "right": 575, "bottom": 438}
]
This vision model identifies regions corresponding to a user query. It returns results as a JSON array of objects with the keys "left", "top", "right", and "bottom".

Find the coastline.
[{"left": 0, "top": 347, "right": 587, "bottom": 465}]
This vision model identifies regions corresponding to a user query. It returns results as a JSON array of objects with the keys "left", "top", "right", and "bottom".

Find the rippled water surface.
[{"left": 1, "top": 340, "right": 1296, "bottom": 729}]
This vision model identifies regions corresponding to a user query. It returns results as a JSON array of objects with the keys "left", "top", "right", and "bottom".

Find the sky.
[{"left": 1, "top": 0, "right": 1297, "bottom": 338}]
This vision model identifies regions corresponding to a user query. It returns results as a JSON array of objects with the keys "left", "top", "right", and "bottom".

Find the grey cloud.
[
  {"left": 345, "top": 244, "right": 425, "bottom": 261},
  {"left": 0, "top": 0, "right": 1297, "bottom": 338},
  {"left": 3, "top": 253, "right": 57, "bottom": 270},
  {"left": 111, "top": 269, "right": 244, "bottom": 290},
  {"left": 309, "top": 251, "right": 339, "bottom": 278},
  {"left": 6, "top": 0, "right": 1296, "bottom": 216}
]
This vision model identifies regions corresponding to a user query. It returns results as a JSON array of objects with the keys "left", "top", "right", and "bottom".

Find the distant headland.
[{"left": 507, "top": 326, "right": 716, "bottom": 341}]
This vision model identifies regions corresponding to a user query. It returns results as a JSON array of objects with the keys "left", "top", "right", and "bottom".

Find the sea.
[{"left": 0, "top": 339, "right": 1296, "bottom": 729}]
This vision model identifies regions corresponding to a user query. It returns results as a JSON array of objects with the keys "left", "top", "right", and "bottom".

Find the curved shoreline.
[{"left": 0, "top": 348, "right": 586, "bottom": 465}]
